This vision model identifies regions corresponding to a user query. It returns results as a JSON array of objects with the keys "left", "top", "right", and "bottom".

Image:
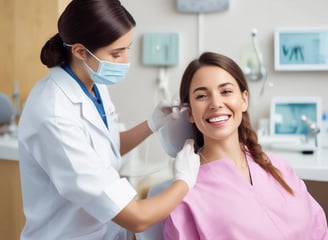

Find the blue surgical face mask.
[{"left": 84, "top": 49, "right": 130, "bottom": 85}]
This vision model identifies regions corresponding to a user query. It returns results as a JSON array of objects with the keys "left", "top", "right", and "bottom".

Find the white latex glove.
[
  {"left": 148, "top": 99, "right": 185, "bottom": 132},
  {"left": 174, "top": 139, "right": 200, "bottom": 190}
]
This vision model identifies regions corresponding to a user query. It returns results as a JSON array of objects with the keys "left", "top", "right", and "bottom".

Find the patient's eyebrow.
[
  {"left": 218, "top": 82, "right": 234, "bottom": 88},
  {"left": 192, "top": 82, "right": 235, "bottom": 93},
  {"left": 192, "top": 86, "right": 207, "bottom": 93}
]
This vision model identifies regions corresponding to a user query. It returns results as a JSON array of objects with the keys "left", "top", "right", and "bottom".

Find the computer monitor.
[{"left": 270, "top": 96, "right": 321, "bottom": 138}]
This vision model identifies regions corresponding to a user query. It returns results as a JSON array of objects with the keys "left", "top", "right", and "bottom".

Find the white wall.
[{"left": 112, "top": 0, "right": 328, "bottom": 177}]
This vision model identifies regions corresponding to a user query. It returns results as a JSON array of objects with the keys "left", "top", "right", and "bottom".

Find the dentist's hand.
[
  {"left": 147, "top": 99, "right": 180, "bottom": 132},
  {"left": 174, "top": 139, "right": 200, "bottom": 190}
]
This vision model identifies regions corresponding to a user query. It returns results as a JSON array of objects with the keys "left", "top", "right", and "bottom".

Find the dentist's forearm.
[{"left": 120, "top": 120, "right": 152, "bottom": 155}]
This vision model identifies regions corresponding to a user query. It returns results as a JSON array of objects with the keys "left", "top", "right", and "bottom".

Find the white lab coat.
[{"left": 18, "top": 67, "right": 137, "bottom": 240}]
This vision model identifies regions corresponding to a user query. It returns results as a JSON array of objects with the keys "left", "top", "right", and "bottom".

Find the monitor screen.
[{"left": 270, "top": 97, "right": 321, "bottom": 137}]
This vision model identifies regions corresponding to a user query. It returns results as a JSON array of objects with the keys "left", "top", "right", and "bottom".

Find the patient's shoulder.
[{"left": 265, "top": 152, "right": 299, "bottom": 180}]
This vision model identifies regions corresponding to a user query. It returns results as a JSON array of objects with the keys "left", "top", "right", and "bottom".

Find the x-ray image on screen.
[
  {"left": 270, "top": 97, "right": 321, "bottom": 137},
  {"left": 274, "top": 103, "right": 317, "bottom": 135}
]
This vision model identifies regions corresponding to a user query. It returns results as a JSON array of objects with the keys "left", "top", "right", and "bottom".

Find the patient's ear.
[
  {"left": 188, "top": 108, "right": 195, "bottom": 123},
  {"left": 241, "top": 90, "right": 249, "bottom": 112}
]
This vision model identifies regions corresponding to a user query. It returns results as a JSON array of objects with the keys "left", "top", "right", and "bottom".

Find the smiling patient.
[{"left": 163, "top": 52, "right": 328, "bottom": 240}]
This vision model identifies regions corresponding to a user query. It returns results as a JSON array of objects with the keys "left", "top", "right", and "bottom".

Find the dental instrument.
[
  {"left": 13, "top": 80, "right": 20, "bottom": 119},
  {"left": 161, "top": 102, "right": 189, "bottom": 112},
  {"left": 170, "top": 102, "right": 189, "bottom": 110},
  {"left": 243, "top": 28, "right": 269, "bottom": 95},
  {"left": 301, "top": 115, "right": 320, "bottom": 147},
  {"left": 251, "top": 29, "right": 269, "bottom": 95}
]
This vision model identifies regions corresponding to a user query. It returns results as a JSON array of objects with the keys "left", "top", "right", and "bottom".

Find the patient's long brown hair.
[{"left": 180, "top": 52, "right": 294, "bottom": 195}]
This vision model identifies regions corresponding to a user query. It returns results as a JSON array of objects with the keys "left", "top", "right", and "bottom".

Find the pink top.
[{"left": 163, "top": 153, "right": 328, "bottom": 240}]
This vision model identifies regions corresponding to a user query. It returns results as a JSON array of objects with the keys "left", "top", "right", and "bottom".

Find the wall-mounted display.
[
  {"left": 176, "top": 0, "right": 229, "bottom": 13},
  {"left": 274, "top": 28, "right": 328, "bottom": 71}
]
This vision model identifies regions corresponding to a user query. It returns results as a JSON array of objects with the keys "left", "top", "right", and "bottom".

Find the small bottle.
[{"left": 321, "top": 111, "right": 328, "bottom": 148}]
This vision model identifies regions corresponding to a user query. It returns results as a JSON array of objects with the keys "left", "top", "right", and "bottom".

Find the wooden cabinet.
[
  {"left": 0, "top": 2, "right": 70, "bottom": 236},
  {"left": 0, "top": 1, "right": 63, "bottom": 235},
  {"left": 0, "top": 0, "right": 69, "bottom": 107},
  {"left": 0, "top": 159, "right": 25, "bottom": 240}
]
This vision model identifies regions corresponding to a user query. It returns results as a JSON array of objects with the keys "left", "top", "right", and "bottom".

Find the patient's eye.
[
  {"left": 195, "top": 93, "right": 207, "bottom": 100},
  {"left": 221, "top": 89, "right": 233, "bottom": 95}
]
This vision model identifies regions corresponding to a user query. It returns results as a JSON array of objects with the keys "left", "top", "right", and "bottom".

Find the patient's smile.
[{"left": 207, "top": 115, "right": 230, "bottom": 123}]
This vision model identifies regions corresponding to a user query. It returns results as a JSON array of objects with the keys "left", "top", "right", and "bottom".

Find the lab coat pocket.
[{"left": 70, "top": 226, "right": 107, "bottom": 240}]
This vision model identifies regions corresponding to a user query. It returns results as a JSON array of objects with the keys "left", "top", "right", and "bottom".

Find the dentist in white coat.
[{"left": 18, "top": 0, "right": 200, "bottom": 239}]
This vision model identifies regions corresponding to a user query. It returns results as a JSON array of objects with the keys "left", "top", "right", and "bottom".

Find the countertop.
[
  {"left": 0, "top": 135, "right": 19, "bottom": 161},
  {"left": 1, "top": 135, "right": 328, "bottom": 182},
  {"left": 266, "top": 148, "right": 328, "bottom": 182}
]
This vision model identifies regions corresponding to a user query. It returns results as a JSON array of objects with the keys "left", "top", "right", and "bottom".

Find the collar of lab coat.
[{"left": 50, "top": 66, "right": 112, "bottom": 136}]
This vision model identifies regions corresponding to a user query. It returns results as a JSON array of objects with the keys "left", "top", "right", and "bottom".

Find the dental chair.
[
  {"left": 135, "top": 178, "right": 173, "bottom": 240},
  {"left": 0, "top": 92, "right": 16, "bottom": 134}
]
